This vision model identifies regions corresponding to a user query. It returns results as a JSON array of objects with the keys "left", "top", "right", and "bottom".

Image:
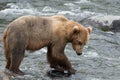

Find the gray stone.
[{"left": 81, "top": 15, "right": 120, "bottom": 32}]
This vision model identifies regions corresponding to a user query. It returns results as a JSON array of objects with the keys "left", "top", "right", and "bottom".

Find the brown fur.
[{"left": 3, "top": 15, "right": 92, "bottom": 76}]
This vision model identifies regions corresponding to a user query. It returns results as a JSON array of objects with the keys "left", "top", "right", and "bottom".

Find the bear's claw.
[
  {"left": 4, "top": 68, "right": 25, "bottom": 77},
  {"left": 68, "top": 68, "right": 76, "bottom": 74}
]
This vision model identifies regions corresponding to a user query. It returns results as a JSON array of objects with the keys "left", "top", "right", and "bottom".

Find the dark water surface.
[{"left": 0, "top": 0, "right": 120, "bottom": 80}]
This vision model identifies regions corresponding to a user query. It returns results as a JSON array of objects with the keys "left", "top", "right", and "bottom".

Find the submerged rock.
[
  {"left": 0, "top": 70, "right": 10, "bottom": 80},
  {"left": 47, "top": 69, "right": 71, "bottom": 77}
]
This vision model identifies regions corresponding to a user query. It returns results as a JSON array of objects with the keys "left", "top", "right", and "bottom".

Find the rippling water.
[
  {"left": 0, "top": 0, "right": 120, "bottom": 22},
  {"left": 0, "top": 0, "right": 120, "bottom": 80}
]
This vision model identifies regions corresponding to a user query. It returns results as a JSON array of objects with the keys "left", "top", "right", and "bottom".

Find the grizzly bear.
[{"left": 3, "top": 15, "right": 92, "bottom": 76}]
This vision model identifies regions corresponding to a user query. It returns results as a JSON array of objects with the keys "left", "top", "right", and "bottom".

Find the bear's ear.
[
  {"left": 87, "top": 26, "right": 92, "bottom": 34},
  {"left": 73, "top": 26, "right": 80, "bottom": 34}
]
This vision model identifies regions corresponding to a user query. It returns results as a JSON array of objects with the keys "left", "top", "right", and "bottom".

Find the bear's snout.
[
  {"left": 76, "top": 52, "right": 82, "bottom": 56},
  {"left": 75, "top": 49, "right": 83, "bottom": 56}
]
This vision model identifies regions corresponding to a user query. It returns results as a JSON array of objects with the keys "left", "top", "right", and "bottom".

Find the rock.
[
  {"left": 81, "top": 15, "right": 120, "bottom": 32},
  {"left": 0, "top": 70, "right": 10, "bottom": 80},
  {"left": 111, "top": 20, "right": 120, "bottom": 32},
  {"left": 47, "top": 69, "right": 71, "bottom": 77}
]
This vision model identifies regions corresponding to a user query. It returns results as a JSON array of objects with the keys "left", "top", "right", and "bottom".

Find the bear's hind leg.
[
  {"left": 3, "top": 36, "right": 11, "bottom": 70},
  {"left": 4, "top": 49, "right": 11, "bottom": 70},
  {"left": 9, "top": 46, "right": 25, "bottom": 76}
]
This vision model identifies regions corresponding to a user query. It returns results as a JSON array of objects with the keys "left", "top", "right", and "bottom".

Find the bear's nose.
[{"left": 77, "top": 52, "right": 82, "bottom": 56}]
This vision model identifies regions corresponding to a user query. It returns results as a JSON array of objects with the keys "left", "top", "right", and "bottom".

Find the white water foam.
[
  {"left": 90, "top": 78, "right": 101, "bottom": 80},
  {"left": 58, "top": 1, "right": 102, "bottom": 21},
  {"left": 75, "top": 0, "right": 91, "bottom": 4},
  {"left": 42, "top": 6, "right": 56, "bottom": 12},
  {"left": 0, "top": 2, "right": 59, "bottom": 21},
  {"left": 0, "top": 2, "right": 40, "bottom": 20},
  {"left": 57, "top": 11, "right": 75, "bottom": 16},
  {"left": 33, "top": 48, "right": 47, "bottom": 55},
  {"left": 57, "top": 10, "right": 97, "bottom": 22},
  {"left": 64, "top": 3, "right": 75, "bottom": 6},
  {"left": 83, "top": 51, "right": 99, "bottom": 58},
  {"left": 0, "top": 1, "right": 103, "bottom": 22}
]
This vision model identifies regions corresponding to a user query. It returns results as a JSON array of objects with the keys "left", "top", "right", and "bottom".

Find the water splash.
[
  {"left": 42, "top": 6, "right": 55, "bottom": 12},
  {"left": 83, "top": 51, "right": 99, "bottom": 58},
  {"left": 75, "top": 0, "right": 91, "bottom": 4}
]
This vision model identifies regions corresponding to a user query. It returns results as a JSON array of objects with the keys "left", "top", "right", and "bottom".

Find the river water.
[{"left": 0, "top": 0, "right": 120, "bottom": 80}]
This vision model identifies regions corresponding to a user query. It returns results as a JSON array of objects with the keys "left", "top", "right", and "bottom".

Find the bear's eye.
[{"left": 78, "top": 41, "right": 82, "bottom": 45}]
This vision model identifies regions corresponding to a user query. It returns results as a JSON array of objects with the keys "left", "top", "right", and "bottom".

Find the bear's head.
[{"left": 66, "top": 20, "right": 92, "bottom": 55}]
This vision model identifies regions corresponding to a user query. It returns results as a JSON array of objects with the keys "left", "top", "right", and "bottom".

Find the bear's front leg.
[
  {"left": 47, "top": 45, "right": 76, "bottom": 74},
  {"left": 56, "top": 53, "right": 76, "bottom": 74},
  {"left": 47, "top": 46, "right": 65, "bottom": 72}
]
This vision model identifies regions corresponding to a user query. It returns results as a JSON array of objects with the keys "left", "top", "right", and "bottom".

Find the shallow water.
[{"left": 0, "top": 0, "right": 120, "bottom": 80}]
